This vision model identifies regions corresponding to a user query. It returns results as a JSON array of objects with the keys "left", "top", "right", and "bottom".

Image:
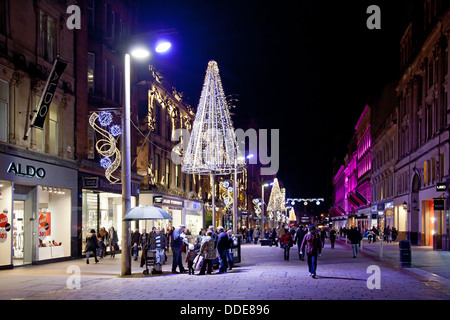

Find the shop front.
[
  {"left": 184, "top": 199, "right": 204, "bottom": 235},
  {"left": 356, "top": 207, "right": 371, "bottom": 231},
  {"left": 0, "top": 153, "right": 77, "bottom": 269},
  {"left": 393, "top": 196, "right": 408, "bottom": 241},
  {"left": 80, "top": 173, "right": 139, "bottom": 255},
  {"left": 139, "top": 192, "right": 184, "bottom": 233},
  {"left": 418, "top": 186, "right": 447, "bottom": 249}
]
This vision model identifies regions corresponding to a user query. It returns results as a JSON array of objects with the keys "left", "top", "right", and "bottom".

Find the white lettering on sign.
[
  {"left": 38, "top": 227, "right": 47, "bottom": 241},
  {"left": 0, "top": 229, "right": 7, "bottom": 243}
]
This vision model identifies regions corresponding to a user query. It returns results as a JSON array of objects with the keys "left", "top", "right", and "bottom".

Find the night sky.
[{"left": 137, "top": 0, "right": 407, "bottom": 208}]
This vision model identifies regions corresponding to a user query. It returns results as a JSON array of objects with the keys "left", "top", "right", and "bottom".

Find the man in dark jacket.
[
  {"left": 348, "top": 227, "right": 362, "bottom": 258},
  {"left": 171, "top": 224, "right": 187, "bottom": 273},
  {"left": 294, "top": 225, "right": 307, "bottom": 260},
  {"left": 216, "top": 226, "right": 230, "bottom": 273}
]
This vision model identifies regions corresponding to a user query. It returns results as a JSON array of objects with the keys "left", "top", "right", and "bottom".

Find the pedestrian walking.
[
  {"left": 97, "top": 227, "right": 107, "bottom": 259},
  {"left": 227, "top": 229, "right": 236, "bottom": 271},
  {"left": 269, "top": 228, "right": 278, "bottom": 247},
  {"left": 280, "top": 228, "right": 294, "bottom": 261},
  {"left": 392, "top": 227, "right": 398, "bottom": 242},
  {"left": 85, "top": 229, "right": 99, "bottom": 264},
  {"left": 300, "top": 226, "right": 322, "bottom": 279},
  {"left": 348, "top": 227, "right": 362, "bottom": 258},
  {"left": 108, "top": 226, "right": 118, "bottom": 258},
  {"left": 198, "top": 230, "right": 216, "bottom": 275},
  {"left": 185, "top": 243, "right": 197, "bottom": 275},
  {"left": 171, "top": 224, "right": 187, "bottom": 273},
  {"left": 217, "top": 226, "right": 230, "bottom": 273},
  {"left": 294, "top": 225, "right": 307, "bottom": 260},
  {"left": 319, "top": 228, "right": 327, "bottom": 248},
  {"left": 253, "top": 228, "right": 260, "bottom": 244},
  {"left": 329, "top": 228, "right": 336, "bottom": 249}
]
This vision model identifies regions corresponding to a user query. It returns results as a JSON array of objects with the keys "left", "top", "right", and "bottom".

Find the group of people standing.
[
  {"left": 84, "top": 226, "right": 119, "bottom": 264},
  {"left": 172, "top": 224, "right": 237, "bottom": 275}
]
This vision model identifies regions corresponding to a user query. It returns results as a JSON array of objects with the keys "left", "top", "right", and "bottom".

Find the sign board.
[
  {"left": 434, "top": 199, "right": 445, "bottom": 211},
  {"left": 436, "top": 183, "right": 447, "bottom": 192},
  {"left": 83, "top": 177, "right": 99, "bottom": 188},
  {"left": 31, "top": 58, "right": 68, "bottom": 129}
]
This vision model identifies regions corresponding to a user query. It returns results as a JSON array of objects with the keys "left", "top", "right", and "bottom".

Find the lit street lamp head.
[
  {"left": 155, "top": 41, "right": 172, "bottom": 53},
  {"left": 130, "top": 48, "right": 150, "bottom": 59}
]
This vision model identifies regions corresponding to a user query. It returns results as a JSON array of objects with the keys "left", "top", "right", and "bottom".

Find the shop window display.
[
  {"left": 82, "top": 190, "right": 136, "bottom": 253},
  {"left": 37, "top": 186, "right": 71, "bottom": 260}
]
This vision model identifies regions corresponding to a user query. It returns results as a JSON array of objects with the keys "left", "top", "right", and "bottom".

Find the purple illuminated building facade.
[{"left": 331, "top": 105, "right": 372, "bottom": 231}]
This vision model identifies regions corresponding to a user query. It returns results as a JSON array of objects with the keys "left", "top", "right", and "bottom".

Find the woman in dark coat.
[
  {"left": 85, "top": 229, "right": 99, "bottom": 264},
  {"left": 108, "top": 227, "right": 118, "bottom": 258}
]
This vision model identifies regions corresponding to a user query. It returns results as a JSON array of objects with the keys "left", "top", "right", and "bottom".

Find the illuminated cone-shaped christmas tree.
[
  {"left": 182, "top": 61, "right": 245, "bottom": 175},
  {"left": 267, "top": 178, "right": 285, "bottom": 216}
]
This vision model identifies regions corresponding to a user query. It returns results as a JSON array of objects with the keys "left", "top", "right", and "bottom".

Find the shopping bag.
[{"left": 193, "top": 254, "right": 204, "bottom": 270}]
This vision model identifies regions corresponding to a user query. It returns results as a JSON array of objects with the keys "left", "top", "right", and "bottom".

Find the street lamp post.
[
  {"left": 121, "top": 53, "right": 132, "bottom": 276},
  {"left": 121, "top": 44, "right": 169, "bottom": 276},
  {"left": 233, "top": 154, "right": 253, "bottom": 234},
  {"left": 261, "top": 183, "right": 269, "bottom": 239}
]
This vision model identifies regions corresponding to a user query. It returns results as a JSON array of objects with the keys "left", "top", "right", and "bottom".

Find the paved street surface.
[{"left": 0, "top": 238, "right": 449, "bottom": 301}]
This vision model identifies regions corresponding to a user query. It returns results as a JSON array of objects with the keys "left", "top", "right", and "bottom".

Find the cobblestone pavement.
[{"left": 0, "top": 238, "right": 449, "bottom": 301}]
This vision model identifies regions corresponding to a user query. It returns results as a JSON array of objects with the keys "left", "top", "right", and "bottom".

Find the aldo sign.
[{"left": 7, "top": 162, "right": 46, "bottom": 179}]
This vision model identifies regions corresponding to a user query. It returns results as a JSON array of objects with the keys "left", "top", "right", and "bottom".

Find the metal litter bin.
[
  {"left": 232, "top": 235, "right": 241, "bottom": 263},
  {"left": 399, "top": 240, "right": 411, "bottom": 267}
]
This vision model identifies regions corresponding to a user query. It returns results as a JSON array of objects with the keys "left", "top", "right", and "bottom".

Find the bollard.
[
  {"left": 399, "top": 240, "right": 412, "bottom": 267},
  {"left": 379, "top": 239, "right": 383, "bottom": 258}
]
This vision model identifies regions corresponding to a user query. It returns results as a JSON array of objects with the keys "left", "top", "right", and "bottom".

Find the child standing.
[{"left": 185, "top": 243, "right": 198, "bottom": 275}]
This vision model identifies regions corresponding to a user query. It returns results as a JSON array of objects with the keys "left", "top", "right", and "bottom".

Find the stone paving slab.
[{"left": 0, "top": 240, "right": 449, "bottom": 301}]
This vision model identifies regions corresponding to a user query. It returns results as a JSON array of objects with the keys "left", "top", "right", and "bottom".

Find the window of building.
[
  {"left": 111, "top": 65, "right": 115, "bottom": 102},
  {"left": 154, "top": 154, "right": 160, "bottom": 184},
  {"left": 87, "top": 0, "right": 94, "bottom": 30},
  {"left": 175, "top": 165, "right": 180, "bottom": 188},
  {"left": 0, "top": 0, "right": 6, "bottom": 35},
  {"left": 0, "top": 79, "right": 8, "bottom": 142},
  {"left": 88, "top": 52, "right": 95, "bottom": 94},
  {"left": 38, "top": 10, "right": 56, "bottom": 62},
  {"left": 48, "top": 103, "right": 58, "bottom": 155},
  {"left": 165, "top": 158, "right": 170, "bottom": 189},
  {"left": 424, "top": 161, "right": 428, "bottom": 185},
  {"left": 431, "top": 158, "right": 436, "bottom": 183}
]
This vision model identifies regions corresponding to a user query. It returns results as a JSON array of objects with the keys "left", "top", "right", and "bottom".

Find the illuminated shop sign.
[
  {"left": 7, "top": 162, "right": 46, "bottom": 179},
  {"left": 153, "top": 195, "right": 183, "bottom": 207},
  {"left": 436, "top": 183, "right": 447, "bottom": 192}
]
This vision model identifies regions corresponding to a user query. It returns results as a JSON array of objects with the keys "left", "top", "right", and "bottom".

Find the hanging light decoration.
[
  {"left": 98, "top": 111, "right": 113, "bottom": 127},
  {"left": 100, "top": 157, "right": 112, "bottom": 169},
  {"left": 109, "top": 124, "right": 122, "bottom": 137},
  {"left": 89, "top": 112, "right": 121, "bottom": 184}
]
